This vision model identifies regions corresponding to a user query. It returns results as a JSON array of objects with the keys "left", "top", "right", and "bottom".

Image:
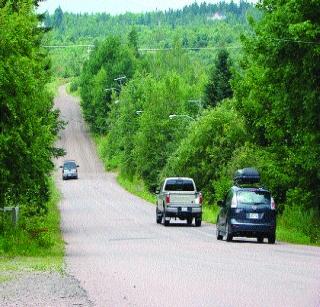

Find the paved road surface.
[{"left": 55, "top": 86, "right": 320, "bottom": 307}]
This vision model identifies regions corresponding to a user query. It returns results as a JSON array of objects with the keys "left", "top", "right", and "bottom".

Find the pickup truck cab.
[{"left": 156, "top": 177, "right": 202, "bottom": 226}]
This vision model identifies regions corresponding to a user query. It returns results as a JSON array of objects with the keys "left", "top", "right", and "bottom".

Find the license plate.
[
  {"left": 249, "top": 213, "right": 259, "bottom": 219},
  {"left": 181, "top": 208, "right": 188, "bottom": 212}
]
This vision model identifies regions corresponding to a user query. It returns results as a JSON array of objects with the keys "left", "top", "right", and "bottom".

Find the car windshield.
[
  {"left": 237, "top": 190, "right": 271, "bottom": 205},
  {"left": 64, "top": 162, "right": 76, "bottom": 170},
  {"left": 164, "top": 179, "right": 195, "bottom": 191}
]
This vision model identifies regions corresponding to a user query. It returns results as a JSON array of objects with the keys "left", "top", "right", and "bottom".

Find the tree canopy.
[{"left": 0, "top": 0, "right": 63, "bottom": 211}]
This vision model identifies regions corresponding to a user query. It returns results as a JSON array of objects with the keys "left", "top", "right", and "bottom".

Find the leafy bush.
[{"left": 162, "top": 99, "right": 247, "bottom": 202}]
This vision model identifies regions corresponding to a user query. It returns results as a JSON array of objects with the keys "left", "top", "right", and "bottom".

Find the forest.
[{"left": 0, "top": 0, "right": 319, "bottom": 248}]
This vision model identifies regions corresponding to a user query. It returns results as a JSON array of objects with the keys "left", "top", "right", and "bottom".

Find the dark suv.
[
  {"left": 60, "top": 160, "right": 79, "bottom": 180},
  {"left": 216, "top": 168, "right": 276, "bottom": 244}
]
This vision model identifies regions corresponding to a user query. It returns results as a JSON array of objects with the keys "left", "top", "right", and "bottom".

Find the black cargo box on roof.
[{"left": 234, "top": 168, "right": 260, "bottom": 184}]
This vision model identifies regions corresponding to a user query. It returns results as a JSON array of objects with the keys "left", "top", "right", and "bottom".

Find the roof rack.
[{"left": 234, "top": 168, "right": 260, "bottom": 186}]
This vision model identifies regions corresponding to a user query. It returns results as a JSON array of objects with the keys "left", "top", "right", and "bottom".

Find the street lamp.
[
  {"left": 105, "top": 87, "right": 120, "bottom": 93},
  {"left": 114, "top": 76, "right": 127, "bottom": 87},
  {"left": 169, "top": 114, "right": 195, "bottom": 121}
]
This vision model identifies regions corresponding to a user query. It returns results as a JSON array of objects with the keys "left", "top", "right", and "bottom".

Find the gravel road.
[{"left": 2, "top": 86, "right": 319, "bottom": 307}]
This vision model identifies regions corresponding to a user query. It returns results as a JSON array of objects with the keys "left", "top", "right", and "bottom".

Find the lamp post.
[
  {"left": 105, "top": 87, "right": 120, "bottom": 93},
  {"left": 114, "top": 76, "right": 127, "bottom": 87}
]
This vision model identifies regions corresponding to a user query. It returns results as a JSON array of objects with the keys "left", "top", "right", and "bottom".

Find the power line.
[
  {"left": 42, "top": 45, "right": 242, "bottom": 51},
  {"left": 42, "top": 44, "right": 94, "bottom": 48},
  {"left": 270, "top": 38, "right": 320, "bottom": 45}
]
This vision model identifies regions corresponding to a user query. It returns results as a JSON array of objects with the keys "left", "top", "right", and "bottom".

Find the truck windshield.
[
  {"left": 237, "top": 190, "right": 271, "bottom": 205},
  {"left": 165, "top": 179, "right": 195, "bottom": 191}
]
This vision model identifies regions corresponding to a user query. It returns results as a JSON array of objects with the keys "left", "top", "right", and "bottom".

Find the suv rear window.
[
  {"left": 237, "top": 190, "right": 270, "bottom": 205},
  {"left": 164, "top": 179, "right": 195, "bottom": 191},
  {"left": 64, "top": 162, "right": 76, "bottom": 170}
]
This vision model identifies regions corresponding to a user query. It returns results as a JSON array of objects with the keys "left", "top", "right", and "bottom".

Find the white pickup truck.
[{"left": 156, "top": 177, "right": 202, "bottom": 226}]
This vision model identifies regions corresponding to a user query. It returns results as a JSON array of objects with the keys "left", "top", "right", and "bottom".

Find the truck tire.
[
  {"left": 156, "top": 208, "right": 162, "bottom": 224},
  {"left": 216, "top": 228, "right": 223, "bottom": 240},
  {"left": 163, "top": 211, "right": 170, "bottom": 226}
]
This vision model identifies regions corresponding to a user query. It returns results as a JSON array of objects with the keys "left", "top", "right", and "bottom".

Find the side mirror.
[
  {"left": 77, "top": 165, "right": 80, "bottom": 167},
  {"left": 217, "top": 200, "right": 224, "bottom": 207}
]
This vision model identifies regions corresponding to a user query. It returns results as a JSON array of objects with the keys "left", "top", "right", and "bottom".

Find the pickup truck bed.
[{"left": 156, "top": 177, "right": 202, "bottom": 227}]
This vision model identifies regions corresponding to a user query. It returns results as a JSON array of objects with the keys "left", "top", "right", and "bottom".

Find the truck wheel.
[
  {"left": 195, "top": 218, "right": 202, "bottom": 227},
  {"left": 163, "top": 211, "right": 170, "bottom": 226},
  {"left": 156, "top": 208, "right": 162, "bottom": 224},
  {"left": 187, "top": 218, "right": 192, "bottom": 226},
  {"left": 216, "top": 228, "right": 223, "bottom": 240}
]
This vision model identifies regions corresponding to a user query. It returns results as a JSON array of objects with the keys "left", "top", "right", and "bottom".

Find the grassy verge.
[
  {"left": 117, "top": 174, "right": 156, "bottom": 204},
  {"left": 0, "top": 178, "right": 64, "bottom": 280},
  {"left": 46, "top": 77, "right": 68, "bottom": 97}
]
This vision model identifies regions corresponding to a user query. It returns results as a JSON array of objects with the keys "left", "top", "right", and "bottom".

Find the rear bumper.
[
  {"left": 165, "top": 207, "right": 202, "bottom": 219},
  {"left": 63, "top": 174, "right": 78, "bottom": 179},
  {"left": 230, "top": 219, "right": 276, "bottom": 237}
]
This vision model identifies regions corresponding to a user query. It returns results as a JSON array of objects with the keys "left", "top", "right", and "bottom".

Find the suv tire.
[
  {"left": 257, "top": 236, "right": 264, "bottom": 243},
  {"left": 195, "top": 218, "right": 202, "bottom": 227},
  {"left": 187, "top": 218, "right": 193, "bottom": 225},
  {"left": 268, "top": 234, "right": 276, "bottom": 244},
  {"left": 226, "top": 223, "right": 233, "bottom": 242}
]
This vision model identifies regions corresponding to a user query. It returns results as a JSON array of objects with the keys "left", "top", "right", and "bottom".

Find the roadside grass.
[
  {"left": 46, "top": 77, "right": 67, "bottom": 96},
  {"left": 202, "top": 205, "right": 219, "bottom": 224},
  {"left": 66, "top": 81, "right": 81, "bottom": 98},
  {"left": 117, "top": 174, "right": 157, "bottom": 204},
  {"left": 0, "top": 178, "right": 64, "bottom": 279},
  {"left": 276, "top": 205, "right": 320, "bottom": 246}
]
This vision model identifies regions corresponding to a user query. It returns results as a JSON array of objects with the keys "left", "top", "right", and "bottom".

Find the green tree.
[
  {"left": 128, "top": 27, "right": 139, "bottom": 58},
  {"left": 80, "top": 36, "right": 136, "bottom": 133},
  {"left": 204, "top": 49, "right": 233, "bottom": 108},
  {"left": 0, "top": 0, "right": 63, "bottom": 211},
  {"left": 162, "top": 100, "right": 247, "bottom": 202},
  {"left": 235, "top": 0, "right": 320, "bottom": 210},
  {"left": 53, "top": 6, "right": 63, "bottom": 28}
]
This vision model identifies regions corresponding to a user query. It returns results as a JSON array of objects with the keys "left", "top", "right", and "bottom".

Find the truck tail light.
[
  {"left": 231, "top": 195, "right": 237, "bottom": 208},
  {"left": 271, "top": 197, "right": 276, "bottom": 210},
  {"left": 166, "top": 194, "right": 170, "bottom": 204},
  {"left": 199, "top": 192, "right": 203, "bottom": 206}
]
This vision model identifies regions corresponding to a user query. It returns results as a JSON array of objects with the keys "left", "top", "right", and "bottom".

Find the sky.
[{"left": 37, "top": 0, "right": 252, "bottom": 15}]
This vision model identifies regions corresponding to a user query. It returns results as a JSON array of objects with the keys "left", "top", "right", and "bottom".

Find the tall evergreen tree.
[{"left": 204, "top": 49, "right": 233, "bottom": 108}]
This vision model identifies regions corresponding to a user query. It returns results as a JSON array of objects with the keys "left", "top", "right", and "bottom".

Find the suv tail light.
[
  {"left": 165, "top": 194, "right": 170, "bottom": 204},
  {"left": 231, "top": 195, "right": 237, "bottom": 208},
  {"left": 271, "top": 197, "right": 276, "bottom": 210},
  {"left": 199, "top": 192, "right": 203, "bottom": 206}
]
